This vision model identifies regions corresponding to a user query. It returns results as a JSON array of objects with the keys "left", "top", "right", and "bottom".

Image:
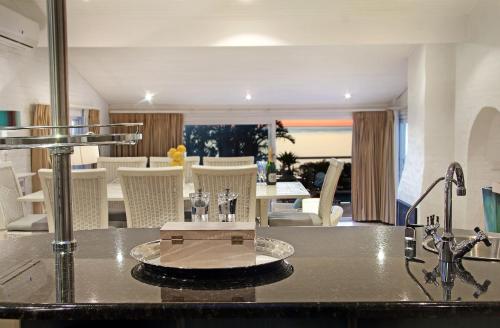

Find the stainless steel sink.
[{"left": 423, "top": 236, "right": 500, "bottom": 261}]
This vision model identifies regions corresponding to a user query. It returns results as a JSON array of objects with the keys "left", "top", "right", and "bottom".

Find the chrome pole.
[
  {"left": 55, "top": 250, "right": 75, "bottom": 303},
  {"left": 46, "top": 0, "right": 75, "bottom": 252}
]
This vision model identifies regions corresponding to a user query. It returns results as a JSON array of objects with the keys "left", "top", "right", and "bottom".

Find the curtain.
[
  {"left": 88, "top": 109, "right": 100, "bottom": 134},
  {"left": 352, "top": 111, "right": 395, "bottom": 224},
  {"left": 109, "top": 113, "right": 184, "bottom": 157},
  {"left": 31, "top": 104, "right": 52, "bottom": 213}
]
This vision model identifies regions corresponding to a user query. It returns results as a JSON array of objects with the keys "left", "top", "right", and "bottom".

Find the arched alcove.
[{"left": 466, "top": 107, "right": 500, "bottom": 229}]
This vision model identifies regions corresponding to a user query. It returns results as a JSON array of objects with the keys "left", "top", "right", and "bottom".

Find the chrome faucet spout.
[
  {"left": 405, "top": 177, "right": 445, "bottom": 227},
  {"left": 404, "top": 161, "right": 490, "bottom": 263},
  {"left": 444, "top": 162, "right": 466, "bottom": 235}
]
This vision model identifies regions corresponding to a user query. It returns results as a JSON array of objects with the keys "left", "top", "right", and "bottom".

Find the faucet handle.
[
  {"left": 473, "top": 280, "right": 491, "bottom": 299},
  {"left": 474, "top": 227, "right": 492, "bottom": 247}
]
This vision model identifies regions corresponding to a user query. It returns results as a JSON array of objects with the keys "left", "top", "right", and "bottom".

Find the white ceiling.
[
  {"left": 31, "top": 0, "right": 480, "bottom": 109},
  {"left": 70, "top": 45, "right": 411, "bottom": 108},
  {"left": 36, "top": 0, "right": 478, "bottom": 47}
]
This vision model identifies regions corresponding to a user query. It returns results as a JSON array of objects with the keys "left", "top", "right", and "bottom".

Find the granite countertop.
[{"left": 1, "top": 226, "right": 500, "bottom": 321}]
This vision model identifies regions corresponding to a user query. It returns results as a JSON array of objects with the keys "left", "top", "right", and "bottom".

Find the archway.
[{"left": 466, "top": 107, "right": 500, "bottom": 229}]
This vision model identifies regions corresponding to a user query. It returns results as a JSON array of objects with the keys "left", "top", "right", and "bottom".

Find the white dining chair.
[
  {"left": 268, "top": 158, "right": 344, "bottom": 226},
  {"left": 203, "top": 156, "right": 254, "bottom": 167},
  {"left": 192, "top": 165, "right": 257, "bottom": 222},
  {"left": 149, "top": 157, "right": 170, "bottom": 168},
  {"left": 0, "top": 163, "right": 47, "bottom": 231},
  {"left": 97, "top": 156, "right": 147, "bottom": 219},
  {"left": 118, "top": 167, "right": 184, "bottom": 228},
  {"left": 97, "top": 156, "right": 148, "bottom": 183},
  {"left": 39, "top": 169, "right": 108, "bottom": 232},
  {"left": 150, "top": 156, "right": 200, "bottom": 183}
]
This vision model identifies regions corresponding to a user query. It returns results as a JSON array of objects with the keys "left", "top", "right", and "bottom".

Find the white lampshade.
[{"left": 71, "top": 146, "right": 99, "bottom": 165}]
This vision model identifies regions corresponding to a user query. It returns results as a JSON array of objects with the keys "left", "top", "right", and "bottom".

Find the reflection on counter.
[
  {"left": 423, "top": 261, "right": 491, "bottom": 301},
  {"left": 0, "top": 259, "right": 51, "bottom": 302},
  {"left": 131, "top": 261, "right": 293, "bottom": 302},
  {"left": 406, "top": 258, "right": 491, "bottom": 301}
]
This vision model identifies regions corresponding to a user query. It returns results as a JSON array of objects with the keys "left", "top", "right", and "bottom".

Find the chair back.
[
  {"left": 203, "top": 156, "right": 254, "bottom": 167},
  {"left": 39, "top": 169, "right": 108, "bottom": 232},
  {"left": 118, "top": 167, "right": 184, "bottom": 228},
  {"left": 150, "top": 156, "right": 200, "bottom": 183},
  {"left": 318, "top": 158, "right": 344, "bottom": 225},
  {"left": 97, "top": 157, "right": 147, "bottom": 183},
  {"left": 149, "top": 157, "right": 170, "bottom": 168},
  {"left": 0, "top": 163, "right": 24, "bottom": 228},
  {"left": 192, "top": 165, "right": 257, "bottom": 222}
]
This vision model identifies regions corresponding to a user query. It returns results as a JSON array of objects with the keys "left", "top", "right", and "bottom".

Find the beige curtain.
[
  {"left": 109, "top": 113, "right": 184, "bottom": 157},
  {"left": 351, "top": 111, "right": 395, "bottom": 224},
  {"left": 88, "top": 109, "right": 100, "bottom": 134},
  {"left": 31, "top": 104, "right": 52, "bottom": 213}
]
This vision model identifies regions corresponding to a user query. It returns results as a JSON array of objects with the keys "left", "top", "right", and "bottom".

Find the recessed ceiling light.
[
  {"left": 344, "top": 92, "right": 352, "bottom": 100},
  {"left": 245, "top": 92, "right": 252, "bottom": 101},
  {"left": 144, "top": 92, "right": 154, "bottom": 103}
]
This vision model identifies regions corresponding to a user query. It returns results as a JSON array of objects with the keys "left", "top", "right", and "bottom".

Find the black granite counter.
[{"left": 1, "top": 227, "right": 500, "bottom": 326}]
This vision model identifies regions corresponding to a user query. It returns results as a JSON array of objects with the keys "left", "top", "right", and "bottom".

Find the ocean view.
[{"left": 276, "top": 127, "right": 352, "bottom": 166}]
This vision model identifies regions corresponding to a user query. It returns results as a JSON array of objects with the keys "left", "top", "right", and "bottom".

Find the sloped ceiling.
[
  {"left": 69, "top": 45, "right": 412, "bottom": 108},
  {"left": 32, "top": 0, "right": 479, "bottom": 109}
]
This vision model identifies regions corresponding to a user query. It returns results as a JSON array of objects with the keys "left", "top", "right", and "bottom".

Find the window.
[
  {"left": 398, "top": 113, "right": 408, "bottom": 181},
  {"left": 184, "top": 124, "right": 269, "bottom": 161},
  {"left": 276, "top": 120, "right": 352, "bottom": 166}
]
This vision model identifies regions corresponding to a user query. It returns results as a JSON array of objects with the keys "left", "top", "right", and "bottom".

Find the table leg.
[{"left": 257, "top": 199, "right": 269, "bottom": 227}]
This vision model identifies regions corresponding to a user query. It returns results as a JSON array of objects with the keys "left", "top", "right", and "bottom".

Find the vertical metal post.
[
  {"left": 46, "top": 0, "right": 76, "bottom": 252},
  {"left": 55, "top": 250, "right": 75, "bottom": 303}
]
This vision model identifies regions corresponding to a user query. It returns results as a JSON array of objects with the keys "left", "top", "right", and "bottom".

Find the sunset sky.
[{"left": 281, "top": 119, "right": 353, "bottom": 127}]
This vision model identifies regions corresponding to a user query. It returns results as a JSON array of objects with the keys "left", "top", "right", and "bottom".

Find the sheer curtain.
[
  {"left": 351, "top": 111, "right": 395, "bottom": 224},
  {"left": 109, "top": 113, "right": 184, "bottom": 157},
  {"left": 31, "top": 104, "right": 52, "bottom": 213}
]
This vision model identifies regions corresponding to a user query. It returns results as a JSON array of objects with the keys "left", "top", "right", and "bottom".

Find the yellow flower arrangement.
[{"left": 168, "top": 144, "right": 186, "bottom": 166}]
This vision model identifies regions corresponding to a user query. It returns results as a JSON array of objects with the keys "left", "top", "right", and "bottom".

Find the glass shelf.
[{"left": 0, "top": 123, "right": 142, "bottom": 150}]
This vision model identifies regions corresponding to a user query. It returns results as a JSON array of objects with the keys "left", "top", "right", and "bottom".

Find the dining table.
[{"left": 17, "top": 181, "right": 311, "bottom": 226}]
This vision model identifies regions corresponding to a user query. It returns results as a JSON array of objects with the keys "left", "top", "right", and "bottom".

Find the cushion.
[
  {"left": 7, "top": 214, "right": 48, "bottom": 231},
  {"left": 268, "top": 212, "right": 322, "bottom": 227}
]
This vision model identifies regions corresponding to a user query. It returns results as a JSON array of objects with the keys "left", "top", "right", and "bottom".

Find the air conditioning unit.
[{"left": 0, "top": 4, "right": 39, "bottom": 50}]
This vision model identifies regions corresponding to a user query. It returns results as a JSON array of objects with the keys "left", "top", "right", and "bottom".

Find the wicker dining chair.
[
  {"left": 192, "top": 165, "right": 257, "bottom": 222},
  {"left": 149, "top": 156, "right": 200, "bottom": 183},
  {"left": 0, "top": 163, "right": 47, "bottom": 231},
  {"left": 39, "top": 169, "right": 108, "bottom": 232},
  {"left": 97, "top": 157, "right": 148, "bottom": 183},
  {"left": 97, "top": 156, "right": 147, "bottom": 219},
  {"left": 203, "top": 156, "right": 254, "bottom": 167},
  {"left": 118, "top": 167, "right": 184, "bottom": 228}
]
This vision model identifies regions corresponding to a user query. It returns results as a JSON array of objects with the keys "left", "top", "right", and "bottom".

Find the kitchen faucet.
[{"left": 404, "top": 162, "right": 491, "bottom": 263}]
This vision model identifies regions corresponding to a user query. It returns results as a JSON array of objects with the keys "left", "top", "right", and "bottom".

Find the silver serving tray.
[{"left": 130, "top": 237, "right": 294, "bottom": 270}]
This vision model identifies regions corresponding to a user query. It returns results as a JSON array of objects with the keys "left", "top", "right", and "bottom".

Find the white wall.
[
  {"left": 454, "top": 43, "right": 500, "bottom": 229},
  {"left": 0, "top": 46, "right": 109, "bottom": 196},
  {"left": 451, "top": 0, "right": 500, "bottom": 229},
  {"left": 420, "top": 45, "right": 456, "bottom": 219},
  {"left": 398, "top": 45, "right": 456, "bottom": 222},
  {"left": 398, "top": 46, "right": 426, "bottom": 206},
  {"left": 400, "top": 0, "right": 500, "bottom": 229}
]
